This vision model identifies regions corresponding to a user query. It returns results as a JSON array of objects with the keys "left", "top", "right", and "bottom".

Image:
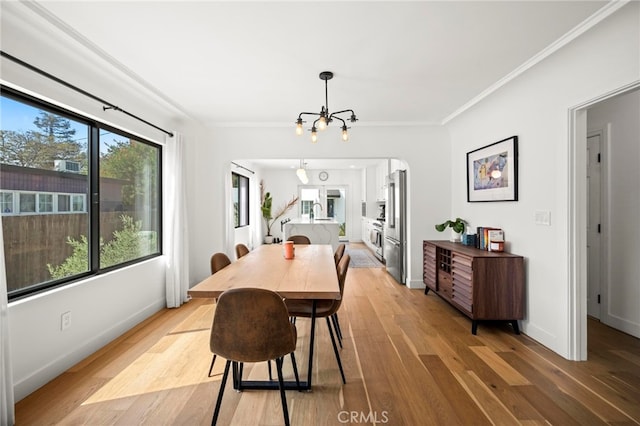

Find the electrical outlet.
[{"left": 61, "top": 311, "right": 71, "bottom": 331}]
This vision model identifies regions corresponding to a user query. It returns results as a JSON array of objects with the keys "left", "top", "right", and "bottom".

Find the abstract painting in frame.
[{"left": 467, "top": 136, "right": 518, "bottom": 202}]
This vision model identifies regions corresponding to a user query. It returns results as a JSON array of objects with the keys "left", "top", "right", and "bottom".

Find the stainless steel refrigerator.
[{"left": 384, "top": 169, "right": 406, "bottom": 284}]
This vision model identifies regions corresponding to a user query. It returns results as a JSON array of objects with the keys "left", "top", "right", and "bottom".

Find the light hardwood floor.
[{"left": 15, "top": 252, "right": 640, "bottom": 425}]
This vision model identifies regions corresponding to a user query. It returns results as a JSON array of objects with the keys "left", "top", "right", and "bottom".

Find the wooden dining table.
[{"left": 188, "top": 243, "right": 340, "bottom": 390}]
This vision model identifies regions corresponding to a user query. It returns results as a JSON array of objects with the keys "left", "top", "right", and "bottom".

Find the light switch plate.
[{"left": 535, "top": 210, "right": 551, "bottom": 226}]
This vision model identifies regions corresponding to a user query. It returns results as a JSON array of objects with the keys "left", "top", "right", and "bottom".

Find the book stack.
[
  {"left": 462, "top": 233, "right": 476, "bottom": 247},
  {"left": 476, "top": 227, "right": 504, "bottom": 251}
]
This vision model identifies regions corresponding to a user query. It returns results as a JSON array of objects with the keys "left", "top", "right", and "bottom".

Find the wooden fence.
[{"left": 3, "top": 212, "right": 140, "bottom": 292}]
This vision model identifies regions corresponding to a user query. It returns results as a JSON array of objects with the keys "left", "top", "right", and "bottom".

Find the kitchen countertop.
[
  {"left": 283, "top": 218, "right": 340, "bottom": 250},
  {"left": 288, "top": 218, "right": 340, "bottom": 224}
]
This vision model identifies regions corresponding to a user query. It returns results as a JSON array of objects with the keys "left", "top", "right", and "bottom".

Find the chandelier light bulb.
[
  {"left": 341, "top": 126, "right": 349, "bottom": 142},
  {"left": 311, "top": 127, "right": 318, "bottom": 143},
  {"left": 295, "top": 119, "right": 303, "bottom": 136},
  {"left": 318, "top": 115, "right": 327, "bottom": 131}
]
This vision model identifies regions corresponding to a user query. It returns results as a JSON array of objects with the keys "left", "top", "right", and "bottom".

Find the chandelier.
[{"left": 295, "top": 71, "right": 358, "bottom": 143}]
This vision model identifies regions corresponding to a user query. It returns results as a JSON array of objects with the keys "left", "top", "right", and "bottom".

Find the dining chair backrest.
[
  {"left": 334, "top": 243, "right": 345, "bottom": 266},
  {"left": 235, "top": 243, "right": 250, "bottom": 259},
  {"left": 287, "top": 235, "right": 311, "bottom": 245},
  {"left": 210, "top": 252, "right": 231, "bottom": 275},
  {"left": 334, "top": 254, "right": 350, "bottom": 309},
  {"left": 210, "top": 287, "right": 297, "bottom": 362}
]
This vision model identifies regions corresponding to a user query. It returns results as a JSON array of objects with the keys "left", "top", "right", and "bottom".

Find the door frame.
[
  {"left": 568, "top": 80, "right": 639, "bottom": 360},
  {"left": 586, "top": 129, "right": 605, "bottom": 320}
]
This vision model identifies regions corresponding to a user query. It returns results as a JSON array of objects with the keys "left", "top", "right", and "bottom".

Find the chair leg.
[
  {"left": 334, "top": 313, "right": 343, "bottom": 341},
  {"left": 232, "top": 361, "right": 244, "bottom": 391},
  {"left": 268, "top": 360, "right": 273, "bottom": 381},
  {"left": 208, "top": 354, "right": 217, "bottom": 377},
  {"left": 212, "top": 360, "right": 231, "bottom": 425},
  {"left": 275, "top": 357, "right": 291, "bottom": 426},
  {"left": 326, "top": 317, "right": 346, "bottom": 384},
  {"left": 290, "top": 352, "right": 301, "bottom": 391},
  {"left": 331, "top": 314, "right": 343, "bottom": 348}
]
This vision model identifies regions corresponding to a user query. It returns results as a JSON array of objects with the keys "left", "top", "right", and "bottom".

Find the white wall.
[
  {"left": 446, "top": 3, "right": 639, "bottom": 357},
  {"left": 587, "top": 89, "right": 640, "bottom": 337},
  {"left": 8, "top": 260, "right": 166, "bottom": 400},
  {"left": 1, "top": 3, "right": 202, "bottom": 400},
  {"left": 186, "top": 126, "right": 452, "bottom": 288}
]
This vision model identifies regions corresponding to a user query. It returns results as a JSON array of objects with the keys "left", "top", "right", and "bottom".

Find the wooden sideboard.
[{"left": 423, "top": 240, "right": 525, "bottom": 334}]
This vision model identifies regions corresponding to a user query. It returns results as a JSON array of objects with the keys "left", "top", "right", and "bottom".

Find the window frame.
[
  {"left": 1, "top": 85, "right": 163, "bottom": 301},
  {"left": 0, "top": 191, "right": 13, "bottom": 213},
  {"left": 232, "top": 172, "right": 249, "bottom": 228}
]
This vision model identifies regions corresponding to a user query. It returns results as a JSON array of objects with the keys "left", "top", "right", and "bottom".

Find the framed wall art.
[{"left": 467, "top": 136, "right": 518, "bottom": 202}]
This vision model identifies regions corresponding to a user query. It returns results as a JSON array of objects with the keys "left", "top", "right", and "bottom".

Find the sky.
[{"left": 1, "top": 95, "right": 128, "bottom": 151}]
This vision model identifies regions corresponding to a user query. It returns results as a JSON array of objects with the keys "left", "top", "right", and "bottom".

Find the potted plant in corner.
[
  {"left": 261, "top": 181, "right": 299, "bottom": 244},
  {"left": 435, "top": 218, "right": 467, "bottom": 242}
]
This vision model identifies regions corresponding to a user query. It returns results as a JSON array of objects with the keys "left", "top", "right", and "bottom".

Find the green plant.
[
  {"left": 48, "top": 215, "right": 157, "bottom": 279},
  {"left": 260, "top": 182, "right": 298, "bottom": 236},
  {"left": 435, "top": 218, "right": 467, "bottom": 234}
]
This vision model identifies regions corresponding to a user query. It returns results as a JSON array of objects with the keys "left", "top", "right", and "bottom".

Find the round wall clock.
[{"left": 319, "top": 171, "right": 329, "bottom": 181}]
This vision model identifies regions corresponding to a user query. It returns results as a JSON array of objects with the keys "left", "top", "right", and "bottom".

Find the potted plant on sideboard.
[
  {"left": 435, "top": 218, "right": 467, "bottom": 242},
  {"left": 261, "top": 182, "right": 298, "bottom": 244}
]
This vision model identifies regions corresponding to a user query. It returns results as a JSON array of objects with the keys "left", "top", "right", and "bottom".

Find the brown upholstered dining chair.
[
  {"left": 210, "top": 252, "right": 231, "bottom": 275},
  {"left": 207, "top": 252, "right": 231, "bottom": 377},
  {"left": 210, "top": 288, "right": 300, "bottom": 426},
  {"left": 235, "top": 243, "right": 250, "bottom": 259},
  {"left": 285, "top": 253, "right": 350, "bottom": 384},
  {"left": 287, "top": 235, "right": 311, "bottom": 244},
  {"left": 331, "top": 243, "right": 346, "bottom": 345},
  {"left": 334, "top": 243, "right": 345, "bottom": 266}
]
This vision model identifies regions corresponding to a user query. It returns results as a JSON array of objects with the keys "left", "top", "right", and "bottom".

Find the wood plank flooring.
[{"left": 15, "top": 251, "right": 640, "bottom": 425}]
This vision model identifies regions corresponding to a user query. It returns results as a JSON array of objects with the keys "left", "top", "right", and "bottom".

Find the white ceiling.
[{"left": 3, "top": 1, "right": 610, "bottom": 169}]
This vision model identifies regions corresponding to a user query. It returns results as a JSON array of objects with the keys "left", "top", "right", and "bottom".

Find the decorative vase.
[
  {"left": 264, "top": 235, "right": 274, "bottom": 244},
  {"left": 450, "top": 229, "right": 462, "bottom": 242}
]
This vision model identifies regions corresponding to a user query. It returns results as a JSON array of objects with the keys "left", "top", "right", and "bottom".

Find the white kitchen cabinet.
[
  {"left": 361, "top": 168, "right": 367, "bottom": 202},
  {"left": 361, "top": 218, "right": 368, "bottom": 243},
  {"left": 366, "top": 164, "right": 377, "bottom": 205},
  {"left": 376, "top": 160, "right": 388, "bottom": 201},
  {"left": 363, "top": 218, "right": 374, "bottom": 251}
]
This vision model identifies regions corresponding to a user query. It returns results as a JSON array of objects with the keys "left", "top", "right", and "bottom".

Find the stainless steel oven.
[{"left": 370, "top": 221, "right": 384, "bottom": 261}]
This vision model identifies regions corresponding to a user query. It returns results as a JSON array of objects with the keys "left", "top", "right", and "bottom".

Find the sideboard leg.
[
  {"left": 510, "top": 320, "right": 520, "bottom": 335},
  {"left": 471, "top": 320, "right": 478, "bottom": 335},
  {"left": 424, "top": 287, "right": 430, "bottom": 295}
]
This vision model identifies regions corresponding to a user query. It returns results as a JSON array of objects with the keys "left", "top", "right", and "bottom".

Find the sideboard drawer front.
[
  {"left": 452, "top": 285, "right": 472, "bottom": 314},
  {"left": 438, "top": 271, "right": 452, "bottom": 299},
  {"left": 423, "top": 242, "right": 437, "bottom": 290},
  {"left": 452, "top": 253, "right": 473, "bottom": 271}
]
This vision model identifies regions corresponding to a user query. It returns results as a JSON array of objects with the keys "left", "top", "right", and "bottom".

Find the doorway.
[{"left": 569, "top": 81, "right": 640, "bottom": 360}]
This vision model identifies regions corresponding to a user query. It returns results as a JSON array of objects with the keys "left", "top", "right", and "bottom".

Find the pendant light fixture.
[
  {"left": 295, "top": 71, "right": 358, "bottom": 143},
  {"left": 296, "top": 159, "right": 309, "bottom": 184}
]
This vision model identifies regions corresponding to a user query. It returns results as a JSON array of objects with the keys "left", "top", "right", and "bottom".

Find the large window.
[
  {"left": 232, "top": 172, "right": 249, "bottom": 228},
  {"left": 0, "top": 87, "right": 162, "bottom": 300}
]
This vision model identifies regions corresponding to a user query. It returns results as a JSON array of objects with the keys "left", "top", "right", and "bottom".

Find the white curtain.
[
  {"left": 0, "top": 217, "right": 15, "bottom": 425},
  {"left": 165, "top": 132, "right": 190, "bottom": 308}
]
